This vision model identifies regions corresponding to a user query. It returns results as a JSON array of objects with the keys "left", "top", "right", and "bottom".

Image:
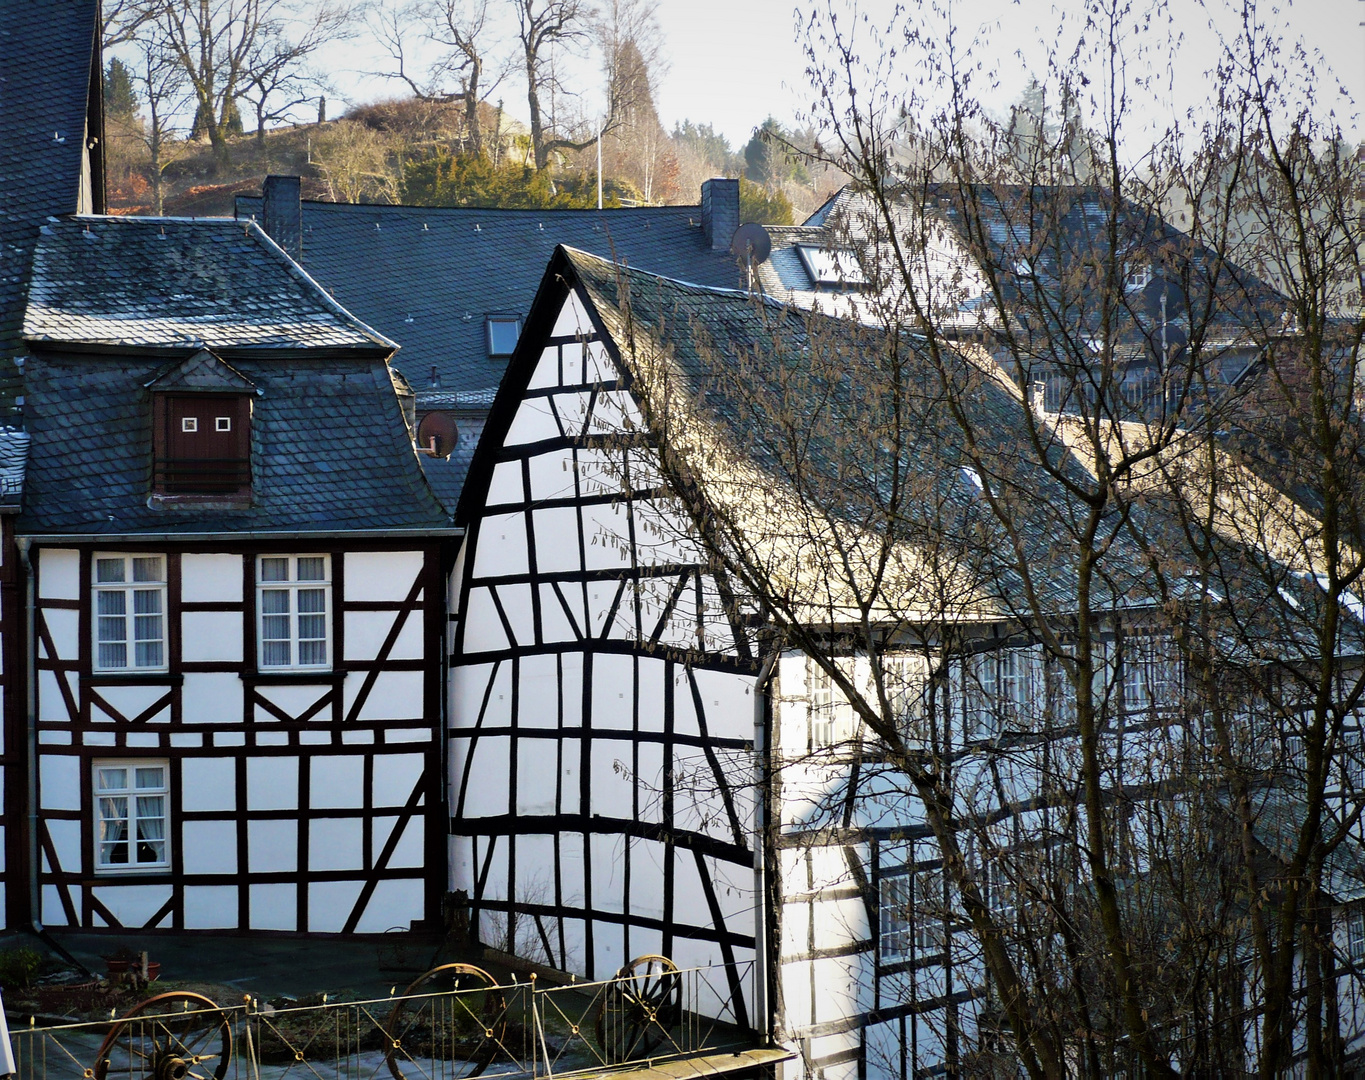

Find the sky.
[{"left": 324, "top": 0, "right": 1363, "bottom": 150}]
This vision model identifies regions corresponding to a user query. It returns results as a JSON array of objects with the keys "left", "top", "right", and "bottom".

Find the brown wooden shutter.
[{"left": 154, "top": 394, "right": 251, "bottom": 493}]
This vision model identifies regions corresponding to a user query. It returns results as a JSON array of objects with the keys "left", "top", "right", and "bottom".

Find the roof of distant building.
[{"left": 233, "top": 194, "right": 754, "bottom": 505}]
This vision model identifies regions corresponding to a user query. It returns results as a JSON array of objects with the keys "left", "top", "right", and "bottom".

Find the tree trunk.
[{"left": 525, "top": 43, "right": 547, "bottom": 170}]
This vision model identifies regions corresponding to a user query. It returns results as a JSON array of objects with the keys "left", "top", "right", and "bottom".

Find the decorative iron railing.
[{"left": 7, "top": 958, "right": 757, "bottom": 1080}]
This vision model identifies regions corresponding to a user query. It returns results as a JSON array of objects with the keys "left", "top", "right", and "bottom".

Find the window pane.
[
  {"left": 97, "top": 769, "right": 128, "bottom": 792},
  {"left": 96, "top": 558, "right": 125, "bottom": 583},
  {"left": 297, "top": 588, "right": 325, "bottom": 614},
  {"left": 99, "top": 641, "right": 128, "bottom": 669},
  {"left": 135, "top": 795, "right": 165, "bottom": 823},
  {"left": 488, "top": 318, "right": 520, "bottom": 356},
  {"left": 298, "top": 639, "right": 327, "bottom": 666},
  {"left": 262, "top": 640, "right": 291, "bottom": 667},
  {"left": 260, "top": 557, "right": 290, "bottom": 582},
  {"left": 97, "top": 591, "right": 127, "bottom": 618},
  {"left": 132, "top": 589, "right": 162, "bottom": 616},
  {"left": 99, "top": 797, "right": 127, "bottom": 828},
  {"left": 296, "top": 557, "right": 326, "bottom": 582},
  {"left": 261, "top": 589, "right": 290, "bottom": 615},
  {"left": 132, "top": 557, "right": 163, "bottom": 583},
  {"left": 134, "top": 767, "right": 165, "bottom": 790},
  {"left": 134, "top": 639, "right": 163, "bottom": 668}
]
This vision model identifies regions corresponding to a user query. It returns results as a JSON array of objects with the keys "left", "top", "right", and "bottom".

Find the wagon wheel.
[
  {"left": 595, "top": 955, "right": 682, "bottom": 1064},
  {"left": 384, "top": 962, "right": 509, "bottom": 1080},
  {"left": 93, "top": 991, "right": 232, "bottom": 1080}
]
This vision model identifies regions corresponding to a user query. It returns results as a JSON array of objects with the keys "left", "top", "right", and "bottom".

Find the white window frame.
[
  {"left": 486, "top": 315, "right": 522, "bottom": 358},
  {"left": 879, "top": 873, "right": 912, "bottom": 963},
  {"left": 92, "top": 554, "right": 168, "bottom": 673},
  {"left": 256, "top": 554, "right": 332, "bottom": 671},
  {"left": 1122, "top": 633, "right": 1181, "bottom": 715},
  {"left": 808, "top": 657, "right": 856, "bottom": 748},
  {"left": 93, "top": 759, "right": 171, "bottom": 873},
  {"left": 1346, "top": 905, "right": 1365, "bottom": 963}
]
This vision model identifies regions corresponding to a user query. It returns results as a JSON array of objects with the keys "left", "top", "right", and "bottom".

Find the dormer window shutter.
[
  {"left": 146, "top": 348, "right": 257, "bottom": 498},
  {"left": 154, "top": 393, "right": 251, "bottom": 493}
]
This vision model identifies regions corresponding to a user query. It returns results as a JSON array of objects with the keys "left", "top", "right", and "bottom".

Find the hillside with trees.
[{"left": 101, "top": 0, "right": 841, "bottom": 220}]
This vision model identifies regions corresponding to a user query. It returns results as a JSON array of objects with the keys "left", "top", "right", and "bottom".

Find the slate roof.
[
  {"left": 24, "top": 217, "right": 396, "bottom": 352},
  {"left": 19, "top": 350, "right": 451, "bottom": 535},
  {"left": 146, "top": 348, "right": 257, "bottom": 393},
  {"left": 234, "top": 196, "right": 753, "bottom": 506},
  {"left": 0, "top": 428, "right": 31, "bottom": 510},
  {"left": 466, "top": 246, "right": 1163, "bottom": 619},
  {"left": 0, "top": 0, "right": 100, "bottom": 416}
]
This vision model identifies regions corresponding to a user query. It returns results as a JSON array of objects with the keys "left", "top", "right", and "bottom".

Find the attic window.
[
  {"left": 795, "top": 245, "right": 867, "bottom": 290},
  {"left": 1125, "top": 263, "right": 1152, "bottom": 292},
  {"left": 487, "top": 316, "right": 521, "bottom": 358},
  {"left": 154, "top": 393, "right": 251, "bottom": 495}
]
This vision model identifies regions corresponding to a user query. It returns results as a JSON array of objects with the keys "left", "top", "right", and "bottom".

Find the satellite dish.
[
  {"left": 416, "top": 411, "right": 458, "bottom": 460},
  {"left": 730, "top": 222, "right": 772, "bottom": 265}
]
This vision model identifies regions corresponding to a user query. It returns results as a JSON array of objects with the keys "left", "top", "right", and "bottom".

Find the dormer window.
[
  {"left": 487, "top": 315, "right": 521, "bottom": 358},
  {"left": 796, "top": 244, "right": 867, "bottom": 291},
  {"left": 154, "top": 394, "right": 251, "bottom": 494},
  {"left": 146, "top": 348, "right": 256, "bottom": 500}
]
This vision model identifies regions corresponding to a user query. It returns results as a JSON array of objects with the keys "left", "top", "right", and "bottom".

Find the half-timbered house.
[
  {"left": 14, "top": 213, "right": 456, "bottom": 935},
  {"left": 452, "top": 244, "right": 1365, "bottom": 1076}
]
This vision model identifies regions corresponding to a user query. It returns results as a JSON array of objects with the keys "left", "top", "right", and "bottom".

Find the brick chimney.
[
  {"left": 262, "top": 175, "right": 303, "bottom": 262},
  {"left": 701, "top": 178, "right": 739, "bottom": 252}
]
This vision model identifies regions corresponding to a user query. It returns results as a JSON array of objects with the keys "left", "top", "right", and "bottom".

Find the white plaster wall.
[
  {"left": 181, "top": 553, "right": 243, "bottom": 602},
  {"left": 38, "top": 549, "right": 79, "bottom": 600},
  {"left": 251, "top": 883, "right": 296, "bottom": 931},
  {"left": 181, "top": 612, "right": 243, "bottom": 662},
  {"left": 346, "top": 550, "right": 423, "bottom": 601},
  {"left": 182, "top": 673, "right": 244, "bottom": 725},
  {"left": 344, "top": 608, "right": 423, "bottom": 662},
  {"left": 92, "top": 884, "right": 173, "bottom": 930}
]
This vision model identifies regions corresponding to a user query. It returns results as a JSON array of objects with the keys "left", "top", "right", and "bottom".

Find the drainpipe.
[
  {"left": 17, "top": 537, "right": 38, "bottom": 933},
  {"left": 752, "top": 646, "right": 780, "bottom": 1047}
]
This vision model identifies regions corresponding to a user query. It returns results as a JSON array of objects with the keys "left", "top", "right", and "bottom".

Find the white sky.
[{"left": 323, "top": 0, "right": 1362, "bottom": 150}]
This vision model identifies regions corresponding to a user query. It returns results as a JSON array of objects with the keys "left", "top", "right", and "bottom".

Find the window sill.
[
  {"left": 84, "top": 672, "right": 182, "bottom": 685},
  {"left": 245, "top": 670, "right": 340, "bottom": 684},
  {"left": 91, "top": 867, "right": 172, "bottom": 879},
  {"left": 148, "top": 493, "right": 252, "bottom": 512}
]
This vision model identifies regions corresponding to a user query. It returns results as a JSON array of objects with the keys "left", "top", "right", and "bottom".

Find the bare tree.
[
  {"left": 237, "top": 5, "right": 350, "bottom": 146},
  {"left": 148, "top": 0, "right": 351, "bottom": 168},
  {"left": 510, "top": 0, "right": 595, "bottom": 170},
  {"left": 111, "top": 30, "right": 196, "bottom": 214},
  {"left": 372, "top": 0, "right": 501, "bottom": 156},
  {"left": 581, "top": 0, "right": 1363, "bottom": 1074}
]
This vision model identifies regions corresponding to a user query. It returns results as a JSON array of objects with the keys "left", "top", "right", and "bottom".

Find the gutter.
[
  {"left": 19, "top": 527, "right": 464, "bottom": 544},
  {"left": 751, "top": 646, "right": 781, "bottom": 1047}
]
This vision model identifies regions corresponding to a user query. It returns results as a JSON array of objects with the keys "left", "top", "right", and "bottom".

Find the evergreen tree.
[{"left": 104, "top": 57, "right": 139, "bottom": 122}]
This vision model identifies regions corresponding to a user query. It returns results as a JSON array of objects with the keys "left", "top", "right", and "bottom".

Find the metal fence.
[{"left": 7, "top": 960, "right": 755, "bottom": 1080}]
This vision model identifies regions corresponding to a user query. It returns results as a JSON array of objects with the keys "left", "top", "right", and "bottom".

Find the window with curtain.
[
  {"left": 92, "top": 555, "right": 166, "bottom": 672},
  {"left": 94, "top": 761, "right": 169, "bottom": 871},
  {"left": 257, "top": 555, "right": 331, "bottom": 670}
]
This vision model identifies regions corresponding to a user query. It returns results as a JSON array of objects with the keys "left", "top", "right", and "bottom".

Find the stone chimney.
[
  {"left": 262, "top": 174, "right": 303, "bottom": 263},
  {"left": 700, "top": 178, "right": 739, "bottom": 252}
]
